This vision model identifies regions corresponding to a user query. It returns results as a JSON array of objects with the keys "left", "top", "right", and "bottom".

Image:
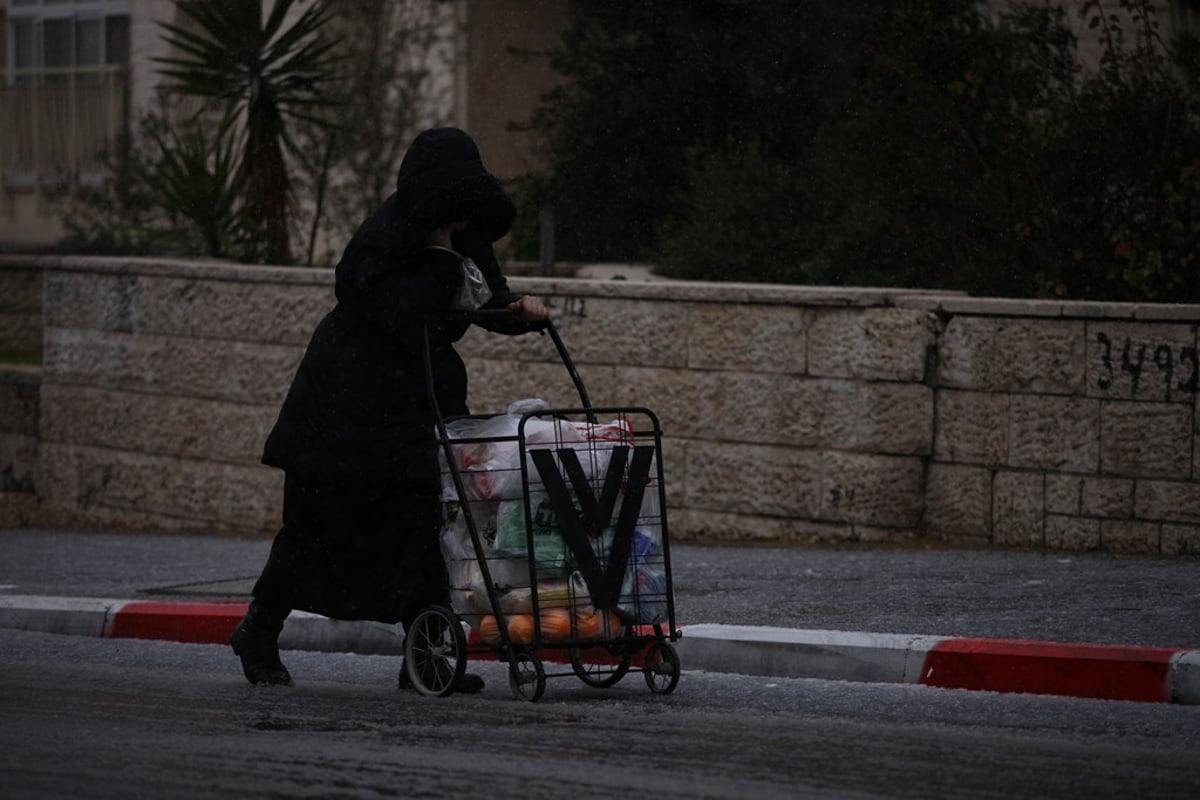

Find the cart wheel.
[
  {"left": 403, "top": 606, "right": 467, "bottom": 698},
  {"left": 568, "top": 647, "right": 632, "bottom": 688},
  {"left": 508, "top": 652, "right": 546, "bottom": 702},
  {"left": 642, "top": 642, "right": 680, "bottom": 695}
]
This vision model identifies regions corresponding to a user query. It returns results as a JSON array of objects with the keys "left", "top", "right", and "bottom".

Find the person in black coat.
[{"left": 231, "top": 128, "right": 548, "bottom": 690}]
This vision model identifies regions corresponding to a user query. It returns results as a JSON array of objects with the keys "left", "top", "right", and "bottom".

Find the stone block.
[
  {"left": 939, "top": 316, "right": 1085, "bottom": 394},
  {"left": 530, "top": 297, "right": 688, "bottom": 369},
  {"left": 808, "top": 308, "right": 935, "bottom": 382},
  {"left": 1045, "top": 515, "right": 1100, "bottom": 550},
  {"left": 1134, "top": 480, "right": 1200, "bottom": 524},
  {"left": 672, "top": 507, "right": 863, "bottom": 544},
  {"left": 687, "top": 303, "right": 807, "bottom": 373},
  {"left": 0, "top": 490, "right": 38, "bottom": 527},
  {"left": 924, "top": 463, "right": 991, "bottom": 538},
  {"left": 457, "top": 320, "right": 567, "bottom": 365},
  {"left": 671, "top": 507, "right": 791, "bottom": 543},
  {"left": 586, "top": 362, "right": 671, "bottom": 410},
  {"left": 0, "top": 367, "right": 40, "bottom": 436},
  {"left": 463, "top": 357, "right": 603, "bottom": 413},
  {"left": 0, "top": 313, "right": 41, "bottom": 354},
  {"left": 0, "top": 266, "right": 42, "bottom": 353},
  {"left": 1007, "top": 395, "right": 1099, "bottom": 472},
  {"left": 43, "top": 328, "right": 303, "bottom": 406},
  {"left": 993, "top": 471, "right": 1044, "bottom": 547},
  {"left": 818, "top": 452, "right": 924, "bottom": 527},
  {"left": 658, "top": 436, "right": 687, "bottom": 510},
  {"left": 39, "top": 443, "right": 281, "bottom": 535},
  {"left": 782, "top": 518, "right": 860, "bottom": 544},
  {"left": 1086, "top": 321, "right": 1197, "bottom": 404},
  {"left": 848, "top": 524, "right": 918, "bottom": 545},
  {"left": 0, "top": 432, "right": 38, "bottom": 493},
  {"left": 934, "top": 389, "right": 1008, "bottom": 464},
  {"left": 1080, "top": 477, "right": 1134, "bottom": 518},
  {"left": 0, "top": 265, "right": 41, "bottom": 313},
  {"left": 1045, "top": 475, "right": 1081, "bottom": 514},
  {"left": 39, "top": 384, "right": 276, "bottom": 464},
  {"left": 607, "top": 366, "right": 725, "bottom": 440},
  {"left": 43, "top": 271, "right": 330, "bottom": 346},
  {"left": 776, "top": 378, "right": 933, "bottom": 455},
  {"left": 1100, "top": 401, "right": 1192, "bottom": 478},
  {"left": 1161, "top": 524, "right": 1200, "bottom": 555},
  {"left": 683, "top": 440, "right": 822, "bottom": 518},
  {"left": 1099, "top": 520, "right": 1160, "bottom": 554},
  {"left": 697, "top": 371, "right": 782, "bottom": 446}
]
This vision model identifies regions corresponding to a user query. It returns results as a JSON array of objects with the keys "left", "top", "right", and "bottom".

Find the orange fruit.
[
  {"left": 507, "top": 614, "right": 535, "bottom": 645},
  {"left": 599, "top": 610, "right": 623, "bottom": 640},
  {"left": 540, "top": 608, "right": 572, "bottom": 640},
  {"left": 574, "top": 611, "right": 600, "bottom": 640},
  {"left": 575, "top": 610, "right": 623, "bottom": 640},
  {"left": 478, "top": 615, "right": 501, "bottom": 644}
]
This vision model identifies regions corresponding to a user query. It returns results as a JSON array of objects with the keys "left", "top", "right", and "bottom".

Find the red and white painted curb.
[
  {"left": 2, "top": 596, "right": 1197, "bottom": 704},
  {"left": 674, "top": 624, "right": 1200, "bottom": 704},
  {"left": 0, "top": 595, "right": 407, "bottom": 655}
]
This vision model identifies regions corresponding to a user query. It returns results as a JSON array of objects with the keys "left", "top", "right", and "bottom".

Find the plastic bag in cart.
[
  {"left": 570, "top": 523, "right": 667, "bottom": 624},
  {"left": 616, "top": 529, "right": 669, "bottom": 624},
  {"left": 493, "top": 492, "right": 572, "bottom": 573},
  {"left": 438, "top": 403, "right": 636, "bottom": 504}
]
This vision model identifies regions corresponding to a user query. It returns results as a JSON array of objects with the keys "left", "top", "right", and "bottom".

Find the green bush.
[
  {"left": 531, "top": 0, "right": 1200, "bottom": 301},
  {"left": 657, "top": 143, "right": 815, "bottom": 283}
]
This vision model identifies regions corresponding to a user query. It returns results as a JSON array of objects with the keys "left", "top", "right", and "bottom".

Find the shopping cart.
[{"left": 403, "top": 310, "right": 681, "bottom": 701}]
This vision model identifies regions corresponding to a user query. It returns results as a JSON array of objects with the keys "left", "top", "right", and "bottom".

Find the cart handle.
[
  {"left": 439, "top": 308, "right": 548, "bottom": 330},
  {"left": 423, "top": 310, "right": 595, "bottom": 419},
  {"left": 427, "top": 309, "right": 590, "bottom": 417}
]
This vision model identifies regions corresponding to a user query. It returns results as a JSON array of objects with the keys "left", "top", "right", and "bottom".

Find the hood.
[
  {"left": 393, "top": 127, "right": 515, "bottom": 244},
  {"left": 334, "top": 127, "right": 515, "bottom": 300}
]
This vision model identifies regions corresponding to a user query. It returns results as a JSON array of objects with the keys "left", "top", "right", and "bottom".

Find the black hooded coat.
[{"left": 252, "top": 128, "right": 528, "bottom": 625}]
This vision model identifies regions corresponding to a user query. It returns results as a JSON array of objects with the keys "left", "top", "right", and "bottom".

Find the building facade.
[
  {"left": 0, "top": 0, "right": 566, "bottom": 251},
  {"left": 1, "top": 1, "right": 1196, "bottom": 251}
]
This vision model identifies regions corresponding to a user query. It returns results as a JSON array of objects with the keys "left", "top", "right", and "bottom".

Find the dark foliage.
[{"left": 526, "top": 0, "right": 1200, "bottom": 301}]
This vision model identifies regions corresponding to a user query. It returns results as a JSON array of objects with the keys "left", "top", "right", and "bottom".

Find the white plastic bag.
[{"left": 452, "top": 256, "right": 493, "bottom": 311}]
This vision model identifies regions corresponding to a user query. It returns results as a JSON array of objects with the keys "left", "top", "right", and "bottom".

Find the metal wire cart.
[{"left": 405, "top": 312, "right": 681, "bottom": 701}]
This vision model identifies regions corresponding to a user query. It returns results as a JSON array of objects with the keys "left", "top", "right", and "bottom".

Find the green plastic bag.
[{"left": 494, "top": 493, "right": 571, "bottom": 574}]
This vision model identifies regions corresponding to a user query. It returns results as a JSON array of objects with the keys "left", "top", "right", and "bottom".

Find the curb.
[
  {"left": 2, "top": 595, "right": 1196, "bottom": 704},
  {"left": 674, "top": 624, "right": 1200, "bottom": 704}
]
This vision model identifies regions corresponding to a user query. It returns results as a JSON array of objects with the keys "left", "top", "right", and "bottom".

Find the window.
[{"left": 2, "top": 0, "right": 131, "bottom": 187}]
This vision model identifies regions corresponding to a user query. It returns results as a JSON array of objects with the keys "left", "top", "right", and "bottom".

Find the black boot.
[
  {"left": 398, "top": 656, "right": 484, "bottom": 694},
  {"left": 230, "top": 601, "right": 292, "bottom": 686}
]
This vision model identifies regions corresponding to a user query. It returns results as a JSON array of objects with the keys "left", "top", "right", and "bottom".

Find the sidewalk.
[{"left": 2, "top": 529, "right": 1198, "bottom": 703}]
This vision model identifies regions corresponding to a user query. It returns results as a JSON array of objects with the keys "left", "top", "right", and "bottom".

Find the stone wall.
[
  {"left": 0, "top": 262, "right": 41, "bottom": 356},
  {"left": 926, "top": 304, "right": 1200, "bottom": 554},
  {"left": 0, "top": 365, "right": 39, "bottom": 527},
  {"left": 1, "top": 255, "right": 1197, "bottom": 553},
  {"left": 0, "top": 261, "right": 42, "bottom": 526}
]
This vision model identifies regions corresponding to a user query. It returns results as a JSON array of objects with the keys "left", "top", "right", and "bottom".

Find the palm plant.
[
  {"left": 140, "top": 120, "right": 243, "bottom": 258},
  {"left": 154, "top": 0, "right": 343, "bottom": 264}
]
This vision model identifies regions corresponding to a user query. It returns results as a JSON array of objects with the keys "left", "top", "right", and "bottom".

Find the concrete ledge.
[
  {"left": 0, "top": 594, "right": 123, "bottom": 638},
  {"left": 674, "top": 623, "right": 940, "bottom": 684},
  {"left": 279, "top": 611, "right": 405, "bottom": 656},
  {"left": 1170, "top": 651, "right": 1200, "bottom": 704},
  {"left": 922, "top": 294, "right": 1200, "bottom": 321}
]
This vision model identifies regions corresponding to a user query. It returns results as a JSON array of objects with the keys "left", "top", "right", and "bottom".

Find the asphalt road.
[
  {"left": 3, "top": 629, "right": 1198, "bottom": 799},
  {"left": 3, "top": 529, "right": 1198, "bottom": 648}
]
